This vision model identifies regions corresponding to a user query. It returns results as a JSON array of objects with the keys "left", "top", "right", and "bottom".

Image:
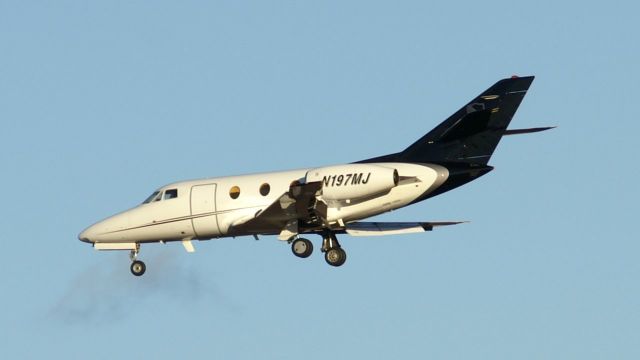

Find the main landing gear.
[
  {"left": 321, "top": 232, "right": 346, "bottom": 267},
  {"left": 129, "top": 246, "right": 146, "bottom": 276},
  {"left": 289, "top": 232, "right": 347, "bottom": 267},
  {"left": 291, "top": 238, "right": 313, "bottom": 258},
  {"left": 324, "top": 247, "right": 347, "bottom": 267}
]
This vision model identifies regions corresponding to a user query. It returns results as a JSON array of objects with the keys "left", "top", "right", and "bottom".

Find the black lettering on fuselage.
[
  {"left": 352, "top": 173, "right": 363, "bottom": 185},
  {"left": 321, "top": 172, "right": 372, "bottom": 187},
  {"left": 345, "top": 173, "right": 353, "bottom": 184},
  {"left": 361, "top": 172, "right": 371, "bottom": 184}
]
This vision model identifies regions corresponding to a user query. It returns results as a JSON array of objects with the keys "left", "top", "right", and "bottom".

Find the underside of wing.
[
  {"left": 343, "top": 221, "right": 466, "bottom": 236},
  {"left": 234, "top": 177, "right": 466, "bottom": 239},
  {"left": 231, "top": 181, "right": 326, "bottom": 238}
]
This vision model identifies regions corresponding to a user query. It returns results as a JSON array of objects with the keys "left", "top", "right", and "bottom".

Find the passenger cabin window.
[
  {"left": 142, "top": 191, "right": 160, "bottom": 204},
  {"left": 164, "top": 189, "right": 178, "bottom": 200},
  {"left": 260, "top": 183, "right": 270, "bottom": 196},
  {"left": 229, "top": 186, "right": 240, "bottom": 199}
]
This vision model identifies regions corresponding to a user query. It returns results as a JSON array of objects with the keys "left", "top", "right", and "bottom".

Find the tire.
[
  {"left": 130, "top": 260, "right": 146, "bottom": 276},
  {"left": 324, "top": 248, "right": 347, "bottom": 267},
  {"left": 291, "top": 238, "right": 313, "bottom": 258}
]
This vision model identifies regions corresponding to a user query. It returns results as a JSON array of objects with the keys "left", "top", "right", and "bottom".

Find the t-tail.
[{"left": 360, "top": 75, "right": 552, "bottom": 198}]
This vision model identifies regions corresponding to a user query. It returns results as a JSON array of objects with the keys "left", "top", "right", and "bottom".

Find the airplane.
[{"left": 79, "top": 75, "right": 552, "bottom": 276}]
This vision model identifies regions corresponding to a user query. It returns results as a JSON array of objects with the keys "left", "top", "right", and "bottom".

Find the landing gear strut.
[
  {"left": 322, "top": 232, "right": 347, "bottom": 267},
  {"left": 129, "top": 246, "right": 146, "bottom": 276}
]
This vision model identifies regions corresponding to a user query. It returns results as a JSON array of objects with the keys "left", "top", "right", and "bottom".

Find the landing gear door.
[{"left": 190, "top": 184, "right": 220, "bottom": 239}]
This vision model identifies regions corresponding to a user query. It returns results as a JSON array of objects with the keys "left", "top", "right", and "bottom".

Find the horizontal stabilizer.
[
  {"left": 504, "top": 126, "right": 556, "bottom": 135},
  {"left": 345, "top": 221, "right": 465, "bottom": 237}
]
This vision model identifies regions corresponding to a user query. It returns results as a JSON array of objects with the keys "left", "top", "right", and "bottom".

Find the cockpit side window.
[
  {"left": 142, "top": 191, "right": 161, "bottom": 204},
  {"left": 164, "top": 189, "right": 178, "bottom": 200}
]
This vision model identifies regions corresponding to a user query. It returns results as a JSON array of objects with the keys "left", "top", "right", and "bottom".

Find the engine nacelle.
[{"left": 305, "top": 164, "right": 399, "bottom": 201}]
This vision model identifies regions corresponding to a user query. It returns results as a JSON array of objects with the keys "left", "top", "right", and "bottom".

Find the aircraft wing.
[
  {"left": 234, "top": 181, "right": 465, "bottom": 238},
  {"left": 343, "top": 221, "right": 466, "bottom": 236},
  {"left": 230, "top": 192, "right": 296, "bottom": 233},
  {"left": 232, "top": 181, "right": 324, "bottom": 236}
]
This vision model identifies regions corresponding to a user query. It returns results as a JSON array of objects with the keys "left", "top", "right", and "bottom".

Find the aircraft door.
[{"left": 190, "top": 184, "right": 220, "bottom": 239}]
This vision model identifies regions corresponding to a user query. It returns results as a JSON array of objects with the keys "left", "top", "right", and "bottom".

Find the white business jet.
[{"left": 79, "top": 76, "right": 551, "bottom": 276}]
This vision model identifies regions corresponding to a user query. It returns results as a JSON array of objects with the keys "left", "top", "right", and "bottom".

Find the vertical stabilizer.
[{"left": 400, "top": 76, "right": 534, "bottom": 165}]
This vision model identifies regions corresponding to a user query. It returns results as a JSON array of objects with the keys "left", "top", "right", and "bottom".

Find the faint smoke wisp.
[{"left": 47, "top": 250, "right": 239, "bottom": 326}]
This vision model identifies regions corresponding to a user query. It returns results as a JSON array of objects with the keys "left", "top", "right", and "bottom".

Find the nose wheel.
[
  {"left": 129, "top": 247, "right": 146, "bottom": 276},
  {"left": 130, "top": 260, "right": 146, "bottom": 276}
]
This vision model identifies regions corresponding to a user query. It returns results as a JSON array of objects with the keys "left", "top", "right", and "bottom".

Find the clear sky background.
[{"left": 1, "top": 1, "right": 638, "bottom": 359}]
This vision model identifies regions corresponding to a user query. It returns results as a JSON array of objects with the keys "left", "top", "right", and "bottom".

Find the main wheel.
[
  {"left": 130, "top": 260, "right": 146, "bottom": 276},
  {"left": 324, "top": 247, "right": 347, "bottom": 267},
  {"left": 291, "top": 238, "right": 313, "bottom": 258}
]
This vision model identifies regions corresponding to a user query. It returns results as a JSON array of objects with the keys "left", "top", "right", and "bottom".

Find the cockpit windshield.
[
  {"left": 142, "top": 188, "right": 179, "bottom": 204},
  {"left": 164, "top": 189, "right": 178, "bottom": 200},
  {"left": 142, "top": 191, "right": 161, "bottom": 204}
]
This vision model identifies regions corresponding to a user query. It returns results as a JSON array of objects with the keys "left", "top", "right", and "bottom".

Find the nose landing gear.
[
  {"left": 129, "top": 246, "right": 146, "bottom": 276},
  {"left": 130, "top": 260, "right": 146, "bottom": 276}
]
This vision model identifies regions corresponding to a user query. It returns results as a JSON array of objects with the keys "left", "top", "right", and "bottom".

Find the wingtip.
[{"left": 426, "top": 221, "right": 469, "bottom": 226}]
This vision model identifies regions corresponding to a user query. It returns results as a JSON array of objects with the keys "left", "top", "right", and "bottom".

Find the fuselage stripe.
[{"left": 102, "top": 206, "right": 261, "bottom": 234}]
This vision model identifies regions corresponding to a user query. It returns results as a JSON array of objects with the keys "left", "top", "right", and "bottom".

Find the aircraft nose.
[
  {"left": 78, "top": 226, "right": 96, "bottom": 243},
  {"left": 79, "top": 212, "right": 132, "bottom": 243}
]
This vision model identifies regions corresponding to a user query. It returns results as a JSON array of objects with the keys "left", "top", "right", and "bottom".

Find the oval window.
[
  {"left": 259, "top": 183, "right": 270, "bottom": 196},
  {"left": 229, "top": 186, "right": 240, "bottom": 199}
]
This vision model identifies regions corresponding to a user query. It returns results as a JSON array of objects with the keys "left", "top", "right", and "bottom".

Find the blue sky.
[{"left": 1, "top": 1, "right": 639, "bottom": 358}]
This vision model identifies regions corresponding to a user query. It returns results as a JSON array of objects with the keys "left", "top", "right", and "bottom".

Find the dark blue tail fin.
[{"left": 362, "top": 76, "right": 535, "bottom": 166}]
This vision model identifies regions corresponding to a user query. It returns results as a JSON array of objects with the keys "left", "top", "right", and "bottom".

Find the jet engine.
[{"left": 305, "top": 164, "right": 399, "bottom": 201}]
